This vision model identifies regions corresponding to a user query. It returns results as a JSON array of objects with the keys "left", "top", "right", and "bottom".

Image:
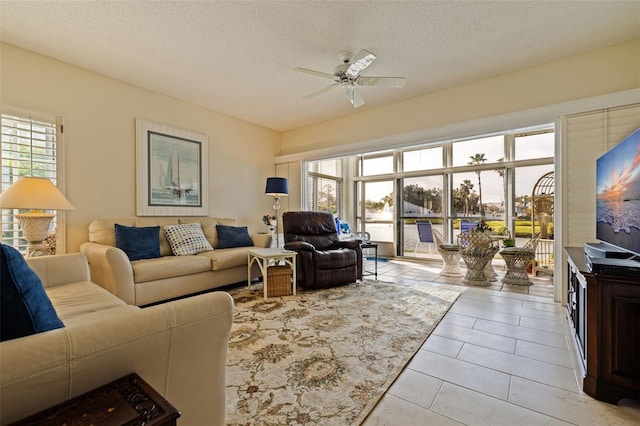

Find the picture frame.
[{"left": 136, "top": 119, "right": 209, "bottom": 216}]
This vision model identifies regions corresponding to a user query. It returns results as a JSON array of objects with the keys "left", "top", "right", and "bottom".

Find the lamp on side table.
[
  {"left": 264, "top": 177, "right": 288, "bottom": 248},
  {"left": 0, "top": 176, "right": 74, "bottom": 256}
]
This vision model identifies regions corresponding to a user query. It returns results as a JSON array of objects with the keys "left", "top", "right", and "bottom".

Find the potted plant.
[
  {"left": 503, "top": 238, "right": 516, "bottom": 248},
  {"left": 502, "top": 230, "right": 515, "bottom": 247}
]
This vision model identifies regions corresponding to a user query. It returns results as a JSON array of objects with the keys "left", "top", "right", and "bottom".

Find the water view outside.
[
  {"left": 363, "top": 180, "right": 394, "bottom": 242},
  {"left": 357, "top": 130, "right": 555, "bottom": 261},
  {"left": 307, "top": 127, "right": 555, "bottom": 269}
]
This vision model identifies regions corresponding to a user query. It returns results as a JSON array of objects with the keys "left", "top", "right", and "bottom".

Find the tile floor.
[{"left": 361, "top": 258, "right": 640, "bottom": 425}]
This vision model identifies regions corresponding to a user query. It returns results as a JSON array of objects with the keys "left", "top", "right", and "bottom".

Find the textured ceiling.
[{"left": 1, "top": 1, "right": 639, "bottom": 132}]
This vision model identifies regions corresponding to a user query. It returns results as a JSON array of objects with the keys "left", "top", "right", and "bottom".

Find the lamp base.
[
  {"left": 16, "top": 211, "right": 54, "bottom": 257},
  {"left": 26, "top": 242, "right": 49, "bottom": 257}
]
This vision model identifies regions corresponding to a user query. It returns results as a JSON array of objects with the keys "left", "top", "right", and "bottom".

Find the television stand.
[{"left": 566, "top": 247, "right": 640, "bottom": 405}]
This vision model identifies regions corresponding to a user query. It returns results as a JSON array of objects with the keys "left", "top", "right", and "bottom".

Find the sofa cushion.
[
  {"left": 165, "top": 223, "right": 214, "bottom": 256},
  {"left": 196, "top": 247, "right": 249, "bottom": 271},
  {"left": 131, "top": 255, "right": 212, "bottom": 283},
  {"left": 46, "top": 281, "right": 127, "bottom": 323},
  {"left": 115, "top": 224, "right": 161, "bottom": 261},
  {"left": 216, "top": 225, "right": 253, "bottom": 249},
  {"left": 0, "top": 244, "right": 65, "bottom": 342}
]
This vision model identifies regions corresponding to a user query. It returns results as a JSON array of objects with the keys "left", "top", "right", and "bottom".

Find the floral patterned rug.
[{"left": 225, "top": 280, "right": 461, "bottom": 425}]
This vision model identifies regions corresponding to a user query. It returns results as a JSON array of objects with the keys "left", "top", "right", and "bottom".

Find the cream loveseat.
[
  {"left": 0, "top": 252, "right": 233, "bottom": 425},
  {"left": 80, "top": 217, "right": 271, "bottom": 306}
]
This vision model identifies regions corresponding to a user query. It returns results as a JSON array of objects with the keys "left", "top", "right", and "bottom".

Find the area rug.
[{"left": 225, "top": 280, "right": 461, "bottom": 425}]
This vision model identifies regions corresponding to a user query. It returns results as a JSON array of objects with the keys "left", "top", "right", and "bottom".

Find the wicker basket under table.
[{"left": 266, "top": 265, "right": 293, "bottom": 297}]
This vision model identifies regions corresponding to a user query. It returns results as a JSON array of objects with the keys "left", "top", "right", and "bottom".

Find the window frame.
[
  {"left": 305, "top": 158, "right": 343, "bottom": 216},
  {"left": 303, "top": 126, "right": 554, "bottom": 254}
]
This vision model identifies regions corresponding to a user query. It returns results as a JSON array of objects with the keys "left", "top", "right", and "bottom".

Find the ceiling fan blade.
[
  {"left": 344, "top": 85, "right": 365, "bottom": 108},
  {"left": 345, "top": 49, "right": 376, "bottom": 78},
  {"left": 302, "top": 83, "right": 339, "bottom": 99},
  {"left": 357, "top": 76, "right": 406, "bottom": 88},
  {"left": 294, "top": 67, "right": 338, "bottom": 80}
]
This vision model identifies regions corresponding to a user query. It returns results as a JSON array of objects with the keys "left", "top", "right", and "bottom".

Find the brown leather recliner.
[{"left": 283, "top": 211, "right": 363, "bottom": 289}]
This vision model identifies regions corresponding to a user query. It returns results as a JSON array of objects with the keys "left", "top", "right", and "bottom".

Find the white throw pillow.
[{"left": 164, "top": 223, "right": 213, "bottom": 256}]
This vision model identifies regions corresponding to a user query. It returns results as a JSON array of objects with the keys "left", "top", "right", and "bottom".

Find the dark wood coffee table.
[{"left": 12, "top": 373, "right": 180, "bottom": 425}]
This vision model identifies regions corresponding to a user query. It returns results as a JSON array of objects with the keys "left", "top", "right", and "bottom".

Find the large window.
[
  {"left": 1, "top": 110, "right": 63, "bottom": 253},
  {"left": 304, "top": 126, "right": 555, "bottom": 261},
  {"left": 403, "top": 146, "right": 442, "bottom": 172},
  {"left": 452, "top": 136, "right": 504, "bottom": 167},
  {"left": 361, "top": 154, "right": 393, "bottom": 176}
]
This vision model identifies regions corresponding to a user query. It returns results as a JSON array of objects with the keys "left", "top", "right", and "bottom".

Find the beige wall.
[
  {"left": 3, "top": 40, "right": 639, "bottom": 255},
  {"left": 1, "top": 43, "right": 280, "bottom": 252},
  {"left": 280, "top": 39, "right": 640, "bottom": 156}
]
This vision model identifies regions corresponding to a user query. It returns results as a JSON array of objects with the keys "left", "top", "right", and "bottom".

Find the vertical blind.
[
  {"left": 564, "top": 103, "right": 640, "bottom": 247},
  {"left": 1, "top": 111, "right": 60, "bottom": 252}
]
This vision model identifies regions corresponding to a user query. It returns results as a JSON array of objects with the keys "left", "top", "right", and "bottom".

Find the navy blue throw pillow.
[
  {"left": 216, "top": 225, "right": 254, "bottom": 249},
  {"left": 114, "top": 224, "right": 161, "bottom": 261},
  {"left": 0, "top": 243, "right": 65, "bottom": 342}
]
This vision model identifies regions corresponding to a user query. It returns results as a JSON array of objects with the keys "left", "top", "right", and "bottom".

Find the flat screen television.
[{"left": 595, "top": 127, "right": 640, "bottom": 257}]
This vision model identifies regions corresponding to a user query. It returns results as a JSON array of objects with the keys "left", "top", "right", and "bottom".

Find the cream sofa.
[
  {"left": 80, "top": 217, "right": 271, "bottom": 306},
  {"left": 0, "top": 252, "right": 233, "bottom": 425}
]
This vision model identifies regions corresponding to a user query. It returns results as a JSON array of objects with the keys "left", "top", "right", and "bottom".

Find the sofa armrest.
[
  {"left": 0, "top": 291, "right": 233, "bottom": 426},
  {"left": 25, "top": 253, "right": 90, "bottom": 289},
  {"left": 250, "top": 233, "right": 273, "bottom": 248},
  {"left": 79, "top": 242, "right": 136, "bottom": 305}
]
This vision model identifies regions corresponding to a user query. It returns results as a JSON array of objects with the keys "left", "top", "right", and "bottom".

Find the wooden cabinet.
[
  {"left": 565, "top": 247, "right": 640, "bottom": 404},
  {"left": 566, "top": 249, "right": 587, "bottom": 368}
]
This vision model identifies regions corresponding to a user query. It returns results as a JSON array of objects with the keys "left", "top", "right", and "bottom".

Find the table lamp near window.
[
  {"left": 0, "top": 176, "right": 75, "bottom": 256},
  {"left": 265, "top": 177, "right": 288, "bottom": 248}
]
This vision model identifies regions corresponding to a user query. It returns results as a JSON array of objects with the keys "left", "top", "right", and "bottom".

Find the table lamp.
[
  {"left": 265, "top": 177, "right": 288, "bottom": 247},
  {"left": 0, "top": 176, "right": 75, "bottom": 256}
]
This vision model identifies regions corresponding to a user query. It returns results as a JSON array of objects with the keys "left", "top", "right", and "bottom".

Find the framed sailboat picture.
[{"left": 136, "top": 119, "right": 209, "bottom": 216}]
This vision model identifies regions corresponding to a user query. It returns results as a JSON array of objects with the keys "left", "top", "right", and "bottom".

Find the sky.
[{"left": 365, "top": 132, "right": 555, "bottom": 202}]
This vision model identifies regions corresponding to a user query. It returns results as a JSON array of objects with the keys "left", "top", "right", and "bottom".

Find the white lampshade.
[{"left": 0, "top": 176, "right": 75, "bottom": 210}]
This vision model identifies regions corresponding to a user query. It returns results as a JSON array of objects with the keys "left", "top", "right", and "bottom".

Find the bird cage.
[{"left": 531, "top": 171, "right": 554, "bottom": 276}]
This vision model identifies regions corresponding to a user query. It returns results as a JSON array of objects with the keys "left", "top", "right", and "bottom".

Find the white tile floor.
[{"left": 362, "top": 258, "right": 640, "bottom": 426}]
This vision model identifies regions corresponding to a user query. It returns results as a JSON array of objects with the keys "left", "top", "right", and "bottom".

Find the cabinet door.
[{"left": 600, "top": 280, "right": 640, "bottom": 391}]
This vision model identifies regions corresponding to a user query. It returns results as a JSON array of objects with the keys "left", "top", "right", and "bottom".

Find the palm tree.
[
  {"left": 468, "top": 153, "right": 487, "bottom": 217},
  {"left": 496, "top": 157, "right": 506, "bottom": 211},
  {"left": 460, "top": 179, "right": 473, "bottom": 216}
]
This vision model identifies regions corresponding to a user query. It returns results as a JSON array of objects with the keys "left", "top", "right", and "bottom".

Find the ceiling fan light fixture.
[{"left": 295, "top": 49, "right": 406, "bottom": 108}]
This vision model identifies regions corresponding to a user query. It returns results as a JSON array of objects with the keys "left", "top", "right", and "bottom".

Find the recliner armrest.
[
  {"left": 332, "top": 239, "right": 362, "bottom": 250},
  {"left": 284, "top": 241, "right": 316, "bottom": 252}
]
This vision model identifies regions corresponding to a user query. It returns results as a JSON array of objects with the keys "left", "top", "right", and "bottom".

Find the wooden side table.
[
  {"left": 248, "top": 248, "right": 297, "bottom": 299},
  {"left": 12, "top": 373, "right": 180, "bottom": 425}
]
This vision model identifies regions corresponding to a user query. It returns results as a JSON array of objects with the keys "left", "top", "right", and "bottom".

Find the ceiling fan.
[{"left": 295, "top": 49, "right": 406, "bottom": 108}]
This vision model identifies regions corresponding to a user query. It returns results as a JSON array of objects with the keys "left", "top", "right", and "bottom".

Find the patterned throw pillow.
[{"left": 164, "top": 223, "right": 213, "bottom": 256}]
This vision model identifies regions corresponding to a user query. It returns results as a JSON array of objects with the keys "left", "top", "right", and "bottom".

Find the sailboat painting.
[
  {"left": 136, "top": 119, "right": 208, "bottom": 216},
  {"left": 148, "top": 131, "right": 201, "bottom": 207}
]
